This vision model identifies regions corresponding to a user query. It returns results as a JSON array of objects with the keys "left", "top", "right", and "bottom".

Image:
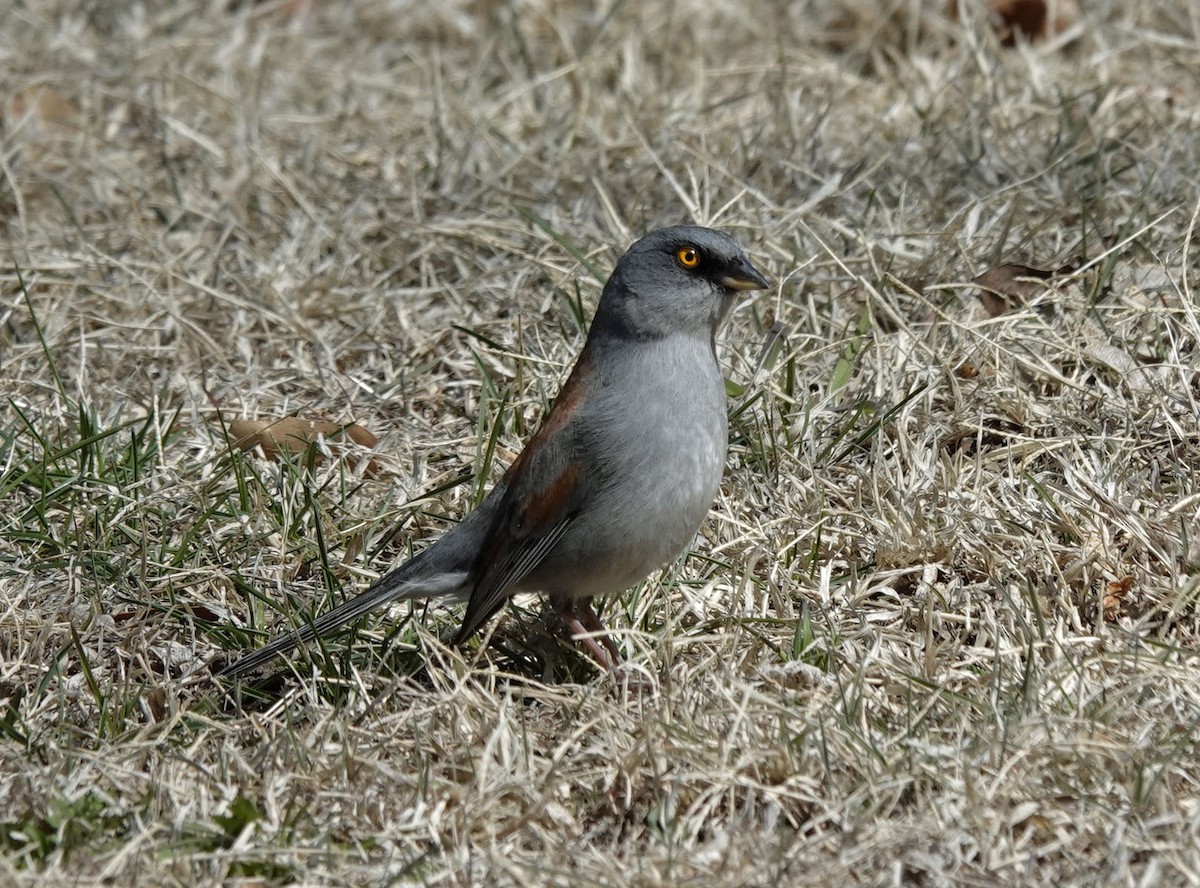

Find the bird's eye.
[{"left": 676, "top": 246, "right": 701, "bottom": 269}]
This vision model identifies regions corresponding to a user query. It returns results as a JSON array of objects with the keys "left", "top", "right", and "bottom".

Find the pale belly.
[{"left": 524, "top": 339, "right": 729, "bottom": 601}]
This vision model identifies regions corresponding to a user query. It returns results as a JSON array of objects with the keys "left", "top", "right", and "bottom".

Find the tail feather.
[
  {"left": 219, "top": 551, "right": 469, "bottom": 679},
  {"left": 219, "top": 476, "right": 505, "bottom": 680}
]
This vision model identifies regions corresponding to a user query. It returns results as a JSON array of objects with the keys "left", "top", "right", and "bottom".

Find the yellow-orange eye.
[{"left": 676, "top": 246, "right": 701, "bottom": 269}]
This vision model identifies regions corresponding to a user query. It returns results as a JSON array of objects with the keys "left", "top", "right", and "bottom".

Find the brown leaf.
[
  {"left": 948, "top": 0, "right": 1081, "bottom": 45},
  {"left": 939, "top": 417, "right": 1021, "bottom": 455},
  {"left": 227, "top": 416, "right": 381, "bottom": 473},
  {"left": 1102, "top": 576, "right": 1133, "bottom": 622},
  {"left": 7, "top": 86, "right": 78, "bottom": 128},
  {"left": 973, "top": 263, "right": 1057, "bottom": 317},
  {"left": 183, "top": 602, "right": 223, "bottom": 623},
  {"left": 954, "top": 361, "right": 979, "bottom": 379},
  {"left": 141, "top": 687, "right": 168, "bottom": 723}
]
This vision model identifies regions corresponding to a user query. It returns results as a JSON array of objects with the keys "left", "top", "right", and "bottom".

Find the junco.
[{"left": 220, "top": 226, "right": 768, "bottom": 679}]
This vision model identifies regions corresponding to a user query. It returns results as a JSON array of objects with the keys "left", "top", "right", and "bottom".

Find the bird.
[{"left": 219, "top": 225, "right": 769, "bottom": 680}]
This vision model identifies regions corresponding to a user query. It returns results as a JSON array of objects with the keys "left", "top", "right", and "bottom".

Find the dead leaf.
[
  {"left": 973, "top": 263, "right": 1057, "bottom": 317},
  {"left": 1102, "top": 576, "right": 1133, "bottom": 622},
  {"left": 948, "top": 0, "right": 1081, "bottom": 46},
  {"left": 7, "top": 86, "right": 78, "bottom": 128},
  {"left": 227, "top": 416, "right": 381, "bottom": 474},
  {"left": 141, "top": 687, "right": 168, "bottom": 723},
  {"left": 182, "top": 602, "right": 223, "bottom": 623},
  {"left": 1083, "top": 343, "right": 1168, "bottom": 397},
  {"left": 939, "top": 417, "right": 1021, "bottom": 454}
]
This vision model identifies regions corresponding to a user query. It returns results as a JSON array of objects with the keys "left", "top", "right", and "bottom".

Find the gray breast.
[{"left": 528, "top": 333, "right": 728, "bottom": 601}]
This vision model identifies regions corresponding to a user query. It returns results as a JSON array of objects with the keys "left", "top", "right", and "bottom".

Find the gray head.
[{"left": 591, "top": 225, "right": 769, "bottom": 342}]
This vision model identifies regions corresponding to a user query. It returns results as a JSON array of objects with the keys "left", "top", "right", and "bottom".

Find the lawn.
[{"left": 3, "top": 1, "right": 1200, "bottom": 884}]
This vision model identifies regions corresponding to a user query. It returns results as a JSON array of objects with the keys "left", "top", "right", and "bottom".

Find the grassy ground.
[{"left": 3, "top": 1, "right": 1200, "bottom": 884}]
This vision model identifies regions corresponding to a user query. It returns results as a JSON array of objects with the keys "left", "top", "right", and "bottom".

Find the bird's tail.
[{"left": 218, "top": 550, "right": 470, "bottom": 679}]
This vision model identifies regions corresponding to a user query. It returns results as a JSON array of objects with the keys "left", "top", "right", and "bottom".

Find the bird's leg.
[
  {"left": 557, "top": 600, "right": 623, "bottom": 671},
  {"left": 576, "top": 600, "right": 625, "bottom": 664}
]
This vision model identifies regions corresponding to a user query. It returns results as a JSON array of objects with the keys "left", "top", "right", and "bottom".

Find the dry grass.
[{"left": 3, "top": 0, "right": 1200, "bottom": 884}]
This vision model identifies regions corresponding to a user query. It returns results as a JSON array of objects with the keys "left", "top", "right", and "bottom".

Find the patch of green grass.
[{"left": 1, "top": 790, "right": 127, "bottom": 869}]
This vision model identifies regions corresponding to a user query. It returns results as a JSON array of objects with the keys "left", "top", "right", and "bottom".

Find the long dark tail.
[{"left": 218, "top": 550, "right": 469, "bottom": 679}]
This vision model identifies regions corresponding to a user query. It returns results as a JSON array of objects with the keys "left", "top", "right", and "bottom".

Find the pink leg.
[
  {"left": 575, "top": 600, "right": 625, "bottom": 664},
  {"left": 557, "top": 600, "right": 622, "bottom": 671}
]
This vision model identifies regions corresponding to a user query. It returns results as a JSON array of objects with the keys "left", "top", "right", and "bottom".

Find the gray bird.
[{"left": 220, "top": 226, "right": 769, "bottom": 679}]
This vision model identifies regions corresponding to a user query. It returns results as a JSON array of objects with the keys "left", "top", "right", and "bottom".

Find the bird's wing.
[{"left": 452, "top": 349, "right": 597, "bottom": 643}]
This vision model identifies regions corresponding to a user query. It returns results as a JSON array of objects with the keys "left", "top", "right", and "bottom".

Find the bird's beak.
[{"left": 720, "top": 257, "right": 770, "bottom": 292}]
